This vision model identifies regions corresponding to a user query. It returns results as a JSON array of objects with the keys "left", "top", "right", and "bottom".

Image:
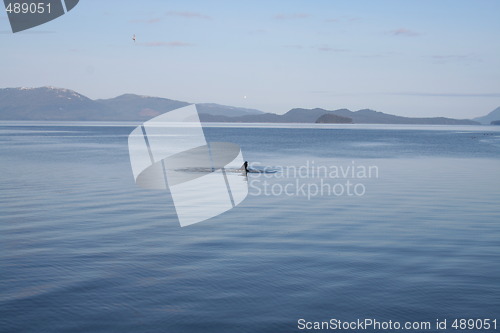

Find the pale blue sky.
[{"left": 1, "top": 0, "right": 499, "bottom": 118}]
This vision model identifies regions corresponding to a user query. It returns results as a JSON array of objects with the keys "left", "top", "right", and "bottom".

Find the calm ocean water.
[{"left": 1, "top": 122, "right": 499, "bottom": 332}]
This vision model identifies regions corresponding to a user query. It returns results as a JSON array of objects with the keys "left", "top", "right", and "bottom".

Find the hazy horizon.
[{"left": 1, "top": 0, "right": 499, "bottom": 118}]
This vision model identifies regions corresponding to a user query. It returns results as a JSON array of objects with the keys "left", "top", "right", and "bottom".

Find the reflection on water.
[{"left": 0, "top": 123, "right": 499, "bottom": 332}]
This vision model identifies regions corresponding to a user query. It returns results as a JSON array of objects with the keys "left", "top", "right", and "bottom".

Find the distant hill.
[
  {"left": 199, "top": 112, "right": 283, "bottom": 123},
  {"left": 196, "top": 103, "right": 264, "bottom": 117},
  {"left": 0, "top": 86, "right": 489, "bottom": 125},
  {"left": 95, "top": 94, "right": 190, "bottom": 120},
  {"left": 491, "top": 120, "right": 500, "bottom": 125},
  {"left": 316, "top": 113, "right": 353, "bottom": 124},
  {"left": 474, "top": 106, "right": 500, "bottom": 124},
  {"left": 0, "top": 87, "right": 264, "bottom": 121},
  {"left": 0, "top": 87, "right": 109, "bottom": 120},
  {"left": 200, "top": 107, "right": 478, "bottom": 125},
  {"left": 199, "top": 108, "right": 353, "bottom": 123},
  {"left": 329, "top": 108, "right": 478, "bottom": 125}
]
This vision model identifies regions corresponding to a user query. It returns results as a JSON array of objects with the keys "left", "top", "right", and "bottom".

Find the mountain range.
[
  {"left": 473, "top": 106, "right": 500, "bottom": 124},
  {"left": 0, "top": 86, "right": 497, "bottom": 125}
]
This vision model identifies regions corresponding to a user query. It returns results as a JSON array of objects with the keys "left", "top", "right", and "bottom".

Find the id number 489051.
[
  {"left": 452, "top": 319, "right": 497, "bottom": 330},
  {"left": 5, "top": 2, "right": 51, "bottom": 14}
]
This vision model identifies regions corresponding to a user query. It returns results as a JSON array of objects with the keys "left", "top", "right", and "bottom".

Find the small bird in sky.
[{"left": 132, "top": 34, "right": 136, "bottom": 42}]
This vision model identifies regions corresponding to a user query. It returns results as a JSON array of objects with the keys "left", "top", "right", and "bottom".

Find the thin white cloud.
[
  {"left": 429, "top": 54, "right": 481, "bottom": 64},
  {"left": 387, "top": 28, "right": 420, "bottom": 37}
]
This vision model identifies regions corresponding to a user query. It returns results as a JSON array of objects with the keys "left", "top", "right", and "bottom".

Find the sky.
[{"left": 1, "top": 0, "right": 499, "bottom": 118}]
